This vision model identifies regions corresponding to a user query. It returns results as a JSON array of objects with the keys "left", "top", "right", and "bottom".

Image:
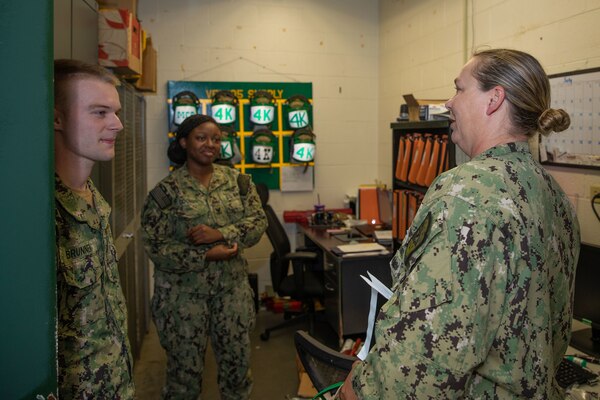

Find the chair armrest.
[{"left": 296, "top": 245, "right": 318, "bottom": 253}]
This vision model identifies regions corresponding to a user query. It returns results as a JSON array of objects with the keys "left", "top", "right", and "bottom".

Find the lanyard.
[{"left": 356, "top": 271, "right": 392, "bottom": 360}]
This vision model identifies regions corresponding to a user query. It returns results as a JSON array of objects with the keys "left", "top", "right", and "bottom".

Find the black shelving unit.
[
  {"left": 391, "top": 120, "right": 454, "bottom": 249},
  {"left": 391, "top": 120, "right": 454, "bottom": 191}
]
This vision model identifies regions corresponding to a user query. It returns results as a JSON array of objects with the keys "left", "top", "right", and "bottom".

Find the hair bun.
[
  {"left": 167, "top": 140, "right": 187, "bottom": 165},
  {"left": 538, "top": 108, "right": 570, "bottom": 135}
]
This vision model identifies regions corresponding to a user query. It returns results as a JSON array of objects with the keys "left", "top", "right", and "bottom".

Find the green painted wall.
[{"left": 0, "top": 1, "right": 57, "bottom": 398}]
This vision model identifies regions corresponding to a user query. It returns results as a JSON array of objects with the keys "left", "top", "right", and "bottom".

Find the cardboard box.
[
  {"left": 403, "top": 94, "right": 447, "bottom": 122},
  {"left": 98, "top": 8, "right": 142, "bottom": 76},
  {"left": 134, "top": 36, "right": 157, "bottom": 92},
  {"left": 97, "top": 0, "right": 137, "bottom": 16},
  {"left": 298, "top": 371, "right": 318, "bottom": 398},
  {"left": 296, "top": 352, "right": 318, "bottom": 398}
]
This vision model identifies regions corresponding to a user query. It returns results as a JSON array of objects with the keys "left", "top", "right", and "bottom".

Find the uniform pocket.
[
  {"left": 385, "top": 220, "right": 453, "bottom": 314},
  {"left": 220, "top": 190, "right": 244, "bottom": 213},
  {"left": 213, "top": 190, "right": 244, "bottom": 227},
  {"left": 173, "top": 197, "right": 210, "bottom": 238},
  {"left": 397, "top": 274, "right": 453, "bottom": 312},
  {"left": 393, "top": 213, "right": 442, "bottom": 286},
  {"left": 59, "top": 241, "right": 101, "bottom": 289}
]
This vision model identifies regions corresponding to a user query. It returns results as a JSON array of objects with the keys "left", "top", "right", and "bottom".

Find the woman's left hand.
[
  {"left": 187, "top": 224, "right": 224, "bottom": 245},
  {"left": 205, "top": 242, "right": 239, "bottom": 261}
]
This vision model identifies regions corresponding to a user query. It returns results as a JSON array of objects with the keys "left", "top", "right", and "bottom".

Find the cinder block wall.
[
  {"left": 138, "top": 0, "right": 600, "bottom": 292},
  {"left": 137, "top": 0, "right": 380, "bottom": 291},
  {"left": 378, "top": 0, "right": 600, "bottom": 246}
]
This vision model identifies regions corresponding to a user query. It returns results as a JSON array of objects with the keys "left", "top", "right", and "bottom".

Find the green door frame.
[{"left": 0, "top": 1, "right": 57, "bottom": 398}]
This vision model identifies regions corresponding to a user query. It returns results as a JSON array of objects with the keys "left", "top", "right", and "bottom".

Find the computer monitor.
[
  {"left": 570, "top": 243, "right": 600, "bottom": 358},
  {"left": 377, "top": 188, "right": 393, "bottom": 229}
]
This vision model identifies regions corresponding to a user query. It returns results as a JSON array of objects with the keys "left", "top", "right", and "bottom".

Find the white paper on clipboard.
[{"left": 280, "top": 165, "right": 314, "bottom": 192}]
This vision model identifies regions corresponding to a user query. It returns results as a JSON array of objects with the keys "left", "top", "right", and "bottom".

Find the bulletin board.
[
  {"left": 540, "top": 67, "right": 600, "bottom": 170},
  {"left": 167, "top": 81, "right": 314, "bottom": 190}
]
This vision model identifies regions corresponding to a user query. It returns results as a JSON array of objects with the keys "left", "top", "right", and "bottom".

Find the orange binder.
[
  {"left": 399, "top": 190, "right": 408, "bottom": 239},
  {"left": 407, "top": 133, "right": 424, "bottom": 184},
  {"left": 392, "top": 190, "right": 399, "bottom": 238},
  {"left": 416, "top": 191, "right": 424, "bottom": 208},
  {"left": 395, "top": 136, "right": 405, "bottom": 180},
  {"left": 416, "top": 134, "right": 432, "bottom": 186},
  {"left": 424, "top": 136, "right": 441, "bottom": 185},
  {"left": 407, "top": 191, "right": 418, "bottom": 229},
  {"left": 399, "top": 135, "right": 413, "bottom": 182},
  {"left": 438, "top": 135, "right": 448, "bottom": 176},
  {"left": 359, "top": 187, "right": 380, "bottom": 225},
  {"left": 444, "top": 143, "right": 450, "bottom": 171}
]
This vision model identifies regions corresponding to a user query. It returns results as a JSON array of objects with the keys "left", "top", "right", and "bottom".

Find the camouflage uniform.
[
  {"left": 141, "top": 164, "right": 267, "bottom": 400},
  {"left": 55, "top": 175, "right": 135, "bottom": 399},
  {"left": 352, "top": 142, "right": 580, "bottom": 399}
]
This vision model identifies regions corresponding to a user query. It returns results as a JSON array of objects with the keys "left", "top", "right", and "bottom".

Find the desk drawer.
[{"left": 324, "top": 263, "right": 340, "bottom": 338}]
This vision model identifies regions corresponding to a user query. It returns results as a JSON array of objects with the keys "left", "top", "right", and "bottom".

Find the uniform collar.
[
  {"left": 473, "top": 141, "right": 531, "bottom": 161},
  {"left": 55, "top": 175, "right": 109, "bottom": 230},
  {"left": 179, "top": 164, "right": 230, "bottom": 192}
]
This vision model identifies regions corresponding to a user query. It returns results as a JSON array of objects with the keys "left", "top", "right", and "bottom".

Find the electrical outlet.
[{"left": 591, "top": 185, "right": 600, "bottom": 203}]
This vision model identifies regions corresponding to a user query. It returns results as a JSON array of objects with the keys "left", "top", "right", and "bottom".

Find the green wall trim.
[{"left": 0, "top": 0, "right": 57, "bottom": 398}]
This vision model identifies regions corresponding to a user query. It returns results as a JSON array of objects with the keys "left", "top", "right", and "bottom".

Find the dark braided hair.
[{"left": 167, "top": 114, "right": 219, "bottom": 165}]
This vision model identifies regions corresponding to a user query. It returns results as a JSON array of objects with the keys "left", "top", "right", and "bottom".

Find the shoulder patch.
[
  {"left": 237, "top": 174, "right": 250, "bottom": 196},
  {"left": 404, "top": 212, "right": 431, "bottom": 263},
  {"left": 149, "top": 185, "right": 172, "bottom": 209}
]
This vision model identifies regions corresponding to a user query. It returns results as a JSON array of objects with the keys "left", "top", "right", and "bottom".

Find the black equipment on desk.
[
  {"left": 571, "top": 243, "right": 600, "bottom": 358},
  {"left": 555, "top": 357, "right": 598, "bottom": 388},
  {"left": 354, "top": 224, "right": 378, "bottom": 238}
]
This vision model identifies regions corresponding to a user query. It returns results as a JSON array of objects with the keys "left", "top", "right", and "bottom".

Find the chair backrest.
[
  {"left": 255, "top": 183, "right": 291, "bottom": 292},
  {"left": 294, "top": 330, "right": 357, "bottom": 392}
]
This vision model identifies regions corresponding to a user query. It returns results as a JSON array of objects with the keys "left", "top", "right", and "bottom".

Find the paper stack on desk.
[
  {"left": 333, "top": 242, "right": 388, "bottom": 257},
  {"left": 373, "top": 230, "right": 393, "bottom": 246}
]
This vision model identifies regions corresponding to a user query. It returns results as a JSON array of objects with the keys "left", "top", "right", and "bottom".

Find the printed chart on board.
[{"left": 540, "top": 68, "right": 600, "bottom": 169}]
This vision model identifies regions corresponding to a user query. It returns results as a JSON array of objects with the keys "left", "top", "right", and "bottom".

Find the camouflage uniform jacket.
[
  {"left": 141, "top": 164, "right": 267, "bottom": 294},
  {"left": 352, "top": 142, "right": 580, "bottom": 399},
  {"left": 55, "top": 175, "right": 134, "bottom": 399}
]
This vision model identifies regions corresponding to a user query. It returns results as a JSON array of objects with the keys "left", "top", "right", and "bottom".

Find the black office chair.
[
  {"left": 256, "top": 183, "right": 324, "bottom": 341},
  {"left": 294, "top": 330, "right": 357, "bottom": 394}
]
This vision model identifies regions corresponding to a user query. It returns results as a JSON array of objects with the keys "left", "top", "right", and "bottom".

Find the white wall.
[
  {"left": 378, "top": 0, "right": 600, "bottom": 246},
  {"left": 138, "top": 0, "right": 600, "bottom": 291},
  {"left": 137, "top": 0, "right": 380, "bottom": 290}
]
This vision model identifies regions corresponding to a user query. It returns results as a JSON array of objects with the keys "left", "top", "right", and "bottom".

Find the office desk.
[{"left": 298, "top": 225, "right": 394, "bottom": 344}]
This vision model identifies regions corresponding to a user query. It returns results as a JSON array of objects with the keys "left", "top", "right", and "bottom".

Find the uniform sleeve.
[
  {"left": 351, "top": 198, "right": 511, "bottom": 398},
  {"left": 218, "top": 179, "right": 267, "bottom": 249},
  {"left": 140, "top": 188, "right": 209, "bottom": 273}
]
